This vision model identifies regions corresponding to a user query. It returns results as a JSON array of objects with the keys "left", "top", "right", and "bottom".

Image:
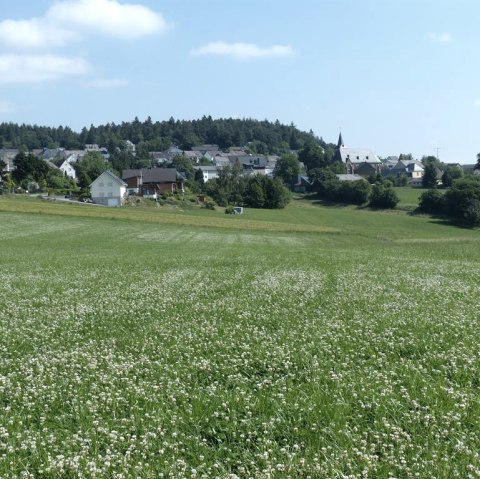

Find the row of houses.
[
  {"left": 90, "top": 168, "right": 185, "bottom": 206},
  {"left": 3, "top": 137, "right": 478, "bottom": 207},
  {"left": 333, "top": 133, "right": 427, "bottom": 185}
]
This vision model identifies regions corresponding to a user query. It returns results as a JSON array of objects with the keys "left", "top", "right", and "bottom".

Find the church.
[{"left": 333, "top": 133, "right": 382, "bottom": 177}]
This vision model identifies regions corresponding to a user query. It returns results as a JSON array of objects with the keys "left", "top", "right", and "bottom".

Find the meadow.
[{"left": 0, "top": 194, "right": 479, "bottom": 478}]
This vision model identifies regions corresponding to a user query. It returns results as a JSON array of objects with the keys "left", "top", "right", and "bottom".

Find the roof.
[
  {"left": 295, "top": 175, "right": 311, "bottom": 185},
  {"left": 391, "top": 159, "right": 424, "bottom": 172},
  {"left": 337, "top": 147, "right": 381, "bottom": 164},
  {"left": 183, "top": 151, "right": 201, "bottom": 158},
  {"left": 382, "top": 156, "right": 399, "bottom": 167},
  {"left": 91, "top": 170, "right": 127, "bottom": 187},
  {"left": 336, "top": 174, "right": 366, "bottom": 182},
  {"left": 337, "top": 132, "right": 344, "bottom": 148},
  {"left": 191, "top": 144, "right": 220, "bottom": 152},
  {"left": 235, "top": 155, "right": 268, "bottom": 168},
  {"left": 122, "top": 168, "right": 185, "bottom": 183}
]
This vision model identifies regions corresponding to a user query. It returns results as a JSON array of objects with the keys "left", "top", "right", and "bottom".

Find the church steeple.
[{"left": 337, "top": 132, "right": 344, "bottom": 148}]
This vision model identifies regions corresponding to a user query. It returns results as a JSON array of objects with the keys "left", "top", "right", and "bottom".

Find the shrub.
[
  {"left": 339, "top": 180, "right": 371, "bottom": 205},
  {"left": 225, "top": 205, "right": 235, "bottom": 214},
  {"left": 204, "top": 199, "right": 216, "bottom": 210},
  {"left": 418, "top": 190, "right": 445, "bottom": 215},
  {"left": 369, "top": 184, "right": 399, "bottom": 209},
  {"left": 444, "top": 177, "right": 480, "bottom": 226}
]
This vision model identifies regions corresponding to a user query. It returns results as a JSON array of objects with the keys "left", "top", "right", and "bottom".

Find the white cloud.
[
  {"left": 473, "top": 99, "right": 480, "bottom": 108},
  {"left": 47, "top": 0, "right": 169, "bottom": 39},
  {"left": 428, "top": 32, "right": 452, "bottom": 44},
  {"left": 0, "top": 54, "right": 91, "bottom": 84},
  {"left": 190, "top": 42, "right": 295, "bottom": 61},
  {"left": 0, "top": 0, "right": 168, "bottom": 50},
  {"left": 0, "top": 18, "right": 76, "bottom": 50},
  {"left": 82, "top": 78, "right": 129, "bottom": 88}
]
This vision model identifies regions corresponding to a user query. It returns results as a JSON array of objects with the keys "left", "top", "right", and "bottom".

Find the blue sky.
[{"left": 0, "top": 0, "right": 479, "bottom": 163}]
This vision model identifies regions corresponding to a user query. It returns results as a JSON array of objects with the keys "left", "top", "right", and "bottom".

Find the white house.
[
  {"left": 58, "top": 159, "right": 76, "bottom": 180},
  {"left": 195, "top": 165, "right": 219, "bottom": 182},
  {"left": 90, "top": 170, "right": 127, "bottom": 206}
]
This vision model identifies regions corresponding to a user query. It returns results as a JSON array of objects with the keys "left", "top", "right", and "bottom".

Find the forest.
[{"left": 0, "top": 116, "right": 327, "bottom": 155}]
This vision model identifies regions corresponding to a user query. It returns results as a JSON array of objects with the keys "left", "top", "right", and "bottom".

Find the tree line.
[{"left": 0, "top": 117, "right": 326, "bottom": 155}]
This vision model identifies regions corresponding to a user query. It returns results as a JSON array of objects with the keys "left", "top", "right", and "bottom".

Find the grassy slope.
[{"left": 0, "top": 195, "right": 479, "bottom": 478}]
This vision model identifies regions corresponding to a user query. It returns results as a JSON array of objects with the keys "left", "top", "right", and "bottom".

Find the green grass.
[
  {"left": 393, "top": 186, "right": 425, "bottom": 210},
  {"left": 0, "top": 195, "right": 479, "bottom": 478}
]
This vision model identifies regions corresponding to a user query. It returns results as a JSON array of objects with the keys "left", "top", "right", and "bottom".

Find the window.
[
  {"left": 107, "top": 182, "right": 113, "bottom": 187},
  {"left": 99, "top": 192, "right": 105, "bottom": 197},
  {"left": 99, "top": 182, "right": 104, "bottom": 188},
  {"left": 108, "top": 192, "right": 113, "bottom": 197}
]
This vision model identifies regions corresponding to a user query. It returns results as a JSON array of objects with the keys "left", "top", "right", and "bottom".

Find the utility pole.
[{"left": 435, "top": 147, "right": 441, "bottom": 160}]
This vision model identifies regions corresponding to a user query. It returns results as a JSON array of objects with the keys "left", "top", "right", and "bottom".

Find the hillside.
[{"left": 0, "top": 117, "right": 328, "bottom": 154}]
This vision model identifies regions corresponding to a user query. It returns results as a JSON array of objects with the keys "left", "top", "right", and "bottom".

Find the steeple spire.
[{"left": 337, "top": 132, "right": 344, "bottom": 148}]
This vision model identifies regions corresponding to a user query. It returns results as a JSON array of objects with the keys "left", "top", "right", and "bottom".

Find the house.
[
  {"left": 191, "top": 144, "right": 220, "bottom": 155},
  {"left": 336, "top": 174, "right": 366, "bottom": 182},
  {"left": 42, "top": 148, "right": 66, "bottom": 161},
  {"left": 58, "top": 159, "right": 76, "bottom": 180},
  {"left": 212, "top": 156, "right": 230, "bottom": 168},
  {"left": 125, "top": 140, "right": 136, "bottom": 156},
  {"left": 85, "top": 144, "right": 100, "bottom": 152},
  {"left": 151, "top": 152, "right": 170, "bottom": 165},
  {"left": 195, "top": 165, "right": 220, "bottom": 182},
  {"left": 0, "top": 149, "right": 18, "bottom": 172},
  {"left": 462, "top": 164, "right": 478, "bottom": 174},
  {"left": 293, "top": 175, "right": 312, "bottom": 193},
  {"left": 64, "top": 151, "right": 85, "bottom": 163},
  {"left": 333, "top": 133, "right": 382, "bottom": 176},
  {"left": 183, "top": 150, "right": 203, "bottom": 163},
  {"left": 90, "top": 170, "right": 127, "bottom": 206},
  {"left": 122, "top": 168, "right": 185, "bottom": 198},
  {"left": 387, "top": 159, "right": 424, "bottom": 185},
  {"left": 235, "top": 155, "right": 269, "bottom": 172},
  {"left": 165, "top": 145, "right": 183, "bottom": 159},
  {"left": 382, "top": 156, "right": 399, "bottom": 170}
]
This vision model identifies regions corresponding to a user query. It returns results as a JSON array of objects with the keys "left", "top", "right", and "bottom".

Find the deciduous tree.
[{"left": 273, "top": 153, "right": 300, "bottom": 189}]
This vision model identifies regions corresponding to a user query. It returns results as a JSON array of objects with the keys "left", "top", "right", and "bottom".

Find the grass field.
[{"left": 0, "top": 195, "right": 479, "bottom": 478}]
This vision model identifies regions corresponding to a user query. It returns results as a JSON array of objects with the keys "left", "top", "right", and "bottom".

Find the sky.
[{"left": 0, "top": 0, "right": 479, "bottom": 164}]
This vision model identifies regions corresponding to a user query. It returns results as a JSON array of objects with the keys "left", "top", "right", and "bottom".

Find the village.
[{"left": 1, "top": 133, "right": 477, "bottom": 208}]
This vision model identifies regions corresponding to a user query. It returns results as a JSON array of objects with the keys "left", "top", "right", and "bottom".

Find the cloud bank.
[
  {"left": 0, "top": 0, "right": 169, "bottom": 50},
  {"left": 0, "top": 1, "right": 169, "bottom": 85},
  {"left": 0, "top": 54, "right": 91, "bottom": 84},
  {"left": 191, "top": 42, "right": 295, "bottom": 61}
]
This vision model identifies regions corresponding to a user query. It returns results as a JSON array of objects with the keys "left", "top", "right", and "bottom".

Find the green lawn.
[
  {"left": 0, "top": 195, "right": 479, "bottom": 478},
  {"left": 393, "top": 186, "right": 433, "bottom": 211}
]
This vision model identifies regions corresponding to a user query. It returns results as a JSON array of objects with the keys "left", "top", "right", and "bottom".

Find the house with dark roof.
[
  {"left": 333, "top": 133, "right": 381, "bottom": 176},
  {"left": 122, "top": 168, "right": 185, "bottom": 198},
  {"left": 191, "top": 144, "right": 220, "bottom": 154},
  {"left": 390, "top": 159, "right": 424, "bottom": 177}
]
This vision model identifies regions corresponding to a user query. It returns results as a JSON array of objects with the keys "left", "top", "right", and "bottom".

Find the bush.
[
  {"left": 444, "top": 177, "right": 480, "bottom": 226},
  {"left": 339, "top": 180, "right": 371, "bottom": 205},
  {"left": 369, "top": 184, "right": 399, "bottom": 209},
  {"left": 204, "top": 199, "right": 216, "bottom": 210},
  {"left": 418, "top": 190, "right": 445, "bottom": 215},
  {"left": 225, "top": 205, "right": 235, "bottom": 214}
]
